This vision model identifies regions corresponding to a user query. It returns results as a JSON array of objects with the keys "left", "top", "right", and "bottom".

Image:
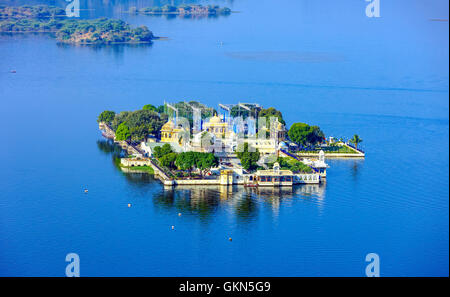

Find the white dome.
[{"left": 278, "top": 141, "right": 288, "bottom": 149}]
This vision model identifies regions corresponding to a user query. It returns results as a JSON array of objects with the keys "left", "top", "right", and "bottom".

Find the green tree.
[
  {"left": 349, "top": 134, "right": 363, "bottom": 150},
  {"left": 97, "top": 110, "right": 115, "bottom": 124},
  {"left": 156, "top": 105, "right": 165, "bottom": 114},
  {"left": 111, "top": 110, "right": 166, "bottom": 141},
  {"left": 236, "top": 142, "right": 260, "bottom": 171},
  {"left": 111, "top": 111, "right": 131, "bottom": 130},
  {"left": 159, "top": 152, "right": 177, "bottom": 168},
  {"left": 153, "top": 146, "right": 163, "bottom": 159},
  {"left": 259, "top": 107, "right": 285, "bottom": 126},
  {"left": 175, "top": 151, "right": 195, "bottom": 170},
  {"left": 153, "top": 143, "right": 173, "bottom": 159},
  {"left": 161, "top": 143, "right": 173, "bottom": 156},
  {"left": 174, "top": 152, "right": 217, "bottom": 174},
  {"left": 130, "top": 124, "right": 153, "bottom": 143},
  {"left": 198, "top": 153, "right": 218, "bottom": 176},
  {"left": 115, "top": 122, "right": 131, "bottom": 141},
  {"left": 288, "top": 123, "right": 324, "bottom": 146},
  {"left": 143, "top": 104, "right": 157, "bottom": 111}
]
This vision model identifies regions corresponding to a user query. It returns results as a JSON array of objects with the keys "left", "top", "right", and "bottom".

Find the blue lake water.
[{"left": 0, "top": 0, "right": 448, "bottom": 276}]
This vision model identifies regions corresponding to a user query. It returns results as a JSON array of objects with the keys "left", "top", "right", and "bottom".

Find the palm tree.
[{"left": 350, "top": 134, "right": 363, "bottom": 150}]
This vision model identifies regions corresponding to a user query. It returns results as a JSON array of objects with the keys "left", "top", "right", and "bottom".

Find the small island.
[
  {"left": 130, "top": 4, "right": 232, "bottom": 18},
  {"left": 0, "top": 5, "right": 154, "bottom": 44},
  {"left": 98, "top": 101, "right": 365, "bottom": 187}
]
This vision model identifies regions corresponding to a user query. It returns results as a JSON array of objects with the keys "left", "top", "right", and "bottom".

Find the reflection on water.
[
  {"left": 97, "top": 139, "right": 122, "bottom": 155},
  {"left": 156, "top": 184, "right": 326, "bottom": 223},
  {"left": 97, "top": 140, "right": 159, "bottom": 186},
  {"left": 97, "top": 138, "right": 327, "bottom": 223},
  {"left": 56, "top": 41, "right": 152, "bottom": 52},
  {"left": 351, "top": 159, "right": 364, "bottom": 180},
  {"left": 142, "top": 12, "right": 231, "bottom": 20}
]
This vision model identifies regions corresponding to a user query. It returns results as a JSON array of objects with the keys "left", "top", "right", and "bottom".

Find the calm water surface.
[{"left": 0, "top": 0, "right": 448, "bottom": 276}]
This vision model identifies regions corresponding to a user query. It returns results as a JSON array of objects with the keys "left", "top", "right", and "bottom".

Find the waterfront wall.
[
  {"left": 120, "top": 158, "right": 152, "bottom": 167},
  {"left": 173, "top": 179, "right": 223, "bottom": 185},
  {"left": 297, "top": 153, "right": 364, "bottom": 158}
]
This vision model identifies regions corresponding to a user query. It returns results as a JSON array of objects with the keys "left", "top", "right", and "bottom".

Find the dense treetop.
[
  {"left": 97, "top": 108, "right": 168, "bottom": 143},
  {"left": 175, "top": 151, "right": 218, "bottom": 174},
  {"left": 0, "top": 5, "right": 65, "bottom": 20},
  {"left": 288, "top": 123, "right": 325, "bottom": 146},
  {"left": 152, "top": 144, "right": 218, "bottom": 175},
  {"left": 115, "top": 122, "right": 131, "bottom": 141},
  {"left": 97, "top": 110, "right": 115, "bottom": 124},
  {"left": 259, "top": 107, "right": 286, "bottom": 126},
  {"left": 236, "top": 142, "right": 260, "bottom": 171},
  {"left": 0, "top": 5, "right": 154, "bottom": 44},
  {"left": 112, "top": 109, "right": 168, "bottom": 143},
  {"left": 153, "top": 143, "right": 174, "bottom": 159}
]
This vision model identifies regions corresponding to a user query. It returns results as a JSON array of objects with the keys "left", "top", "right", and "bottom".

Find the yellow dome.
[
  {"left": 209, "top": 115, "right": 222, "bottom": 124},
  {"left": 277, "top": 122, "right": 284, "bottom": 130},
  {"left": 161, "top": 120, "right": 175, "bottom": 131}
]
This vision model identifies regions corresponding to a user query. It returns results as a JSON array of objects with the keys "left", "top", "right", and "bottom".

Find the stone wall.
[{"left": 120, "top": 158, "right": 152, "bottom": 167}]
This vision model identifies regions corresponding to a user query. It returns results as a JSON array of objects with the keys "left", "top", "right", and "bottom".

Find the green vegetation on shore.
[
  {"left": 349, "top": 134, "right": 363, "bottom": 150},
  {"left": 97, "top": 110, "right": 116, "bottom": 124},
  {"left": 297, "top": 144, "right": 359, "bottom": 154},
  {"left": 97, "top": 101, "right": 217, "bottom": 144},
  {"left": 270, "top": 157, "right": 312, "bottom": 173},
  {"left": 236, "top": 142, "right": 260, "bottom": 171},
  {"left": 110, "top": 109, "right": 168, "bottom": 143},
  {"left": 115, "top": 122, "right": 131, "bottom": 141},
  {"left": 131, "top": 4, "right": 231, "bottom": 16},
  {"left": 0, "top": 5, "right": 154, "bottom": 44},
  {"left": 259, "top": 107, "right": 286, "bottom": 126},
  {"left": 288, "top": 123, "right": 325, "bottom": 146},
  {"left": 153, "top": 143, "right": 218, "bottom": 177},
  {"left": 123, "top": 165, "right": 155, "bottom": 174}
]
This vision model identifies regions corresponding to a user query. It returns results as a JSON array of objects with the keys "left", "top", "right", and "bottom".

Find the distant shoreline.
[
  {"left": 0, "top": 5, "right": 156, "bottom": 45},
  {"left": 129, "top": 11, "right": 237, "bottom": 16},
  {"left": 0, "top": 30, "right": 162, "bottom": 45}
]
